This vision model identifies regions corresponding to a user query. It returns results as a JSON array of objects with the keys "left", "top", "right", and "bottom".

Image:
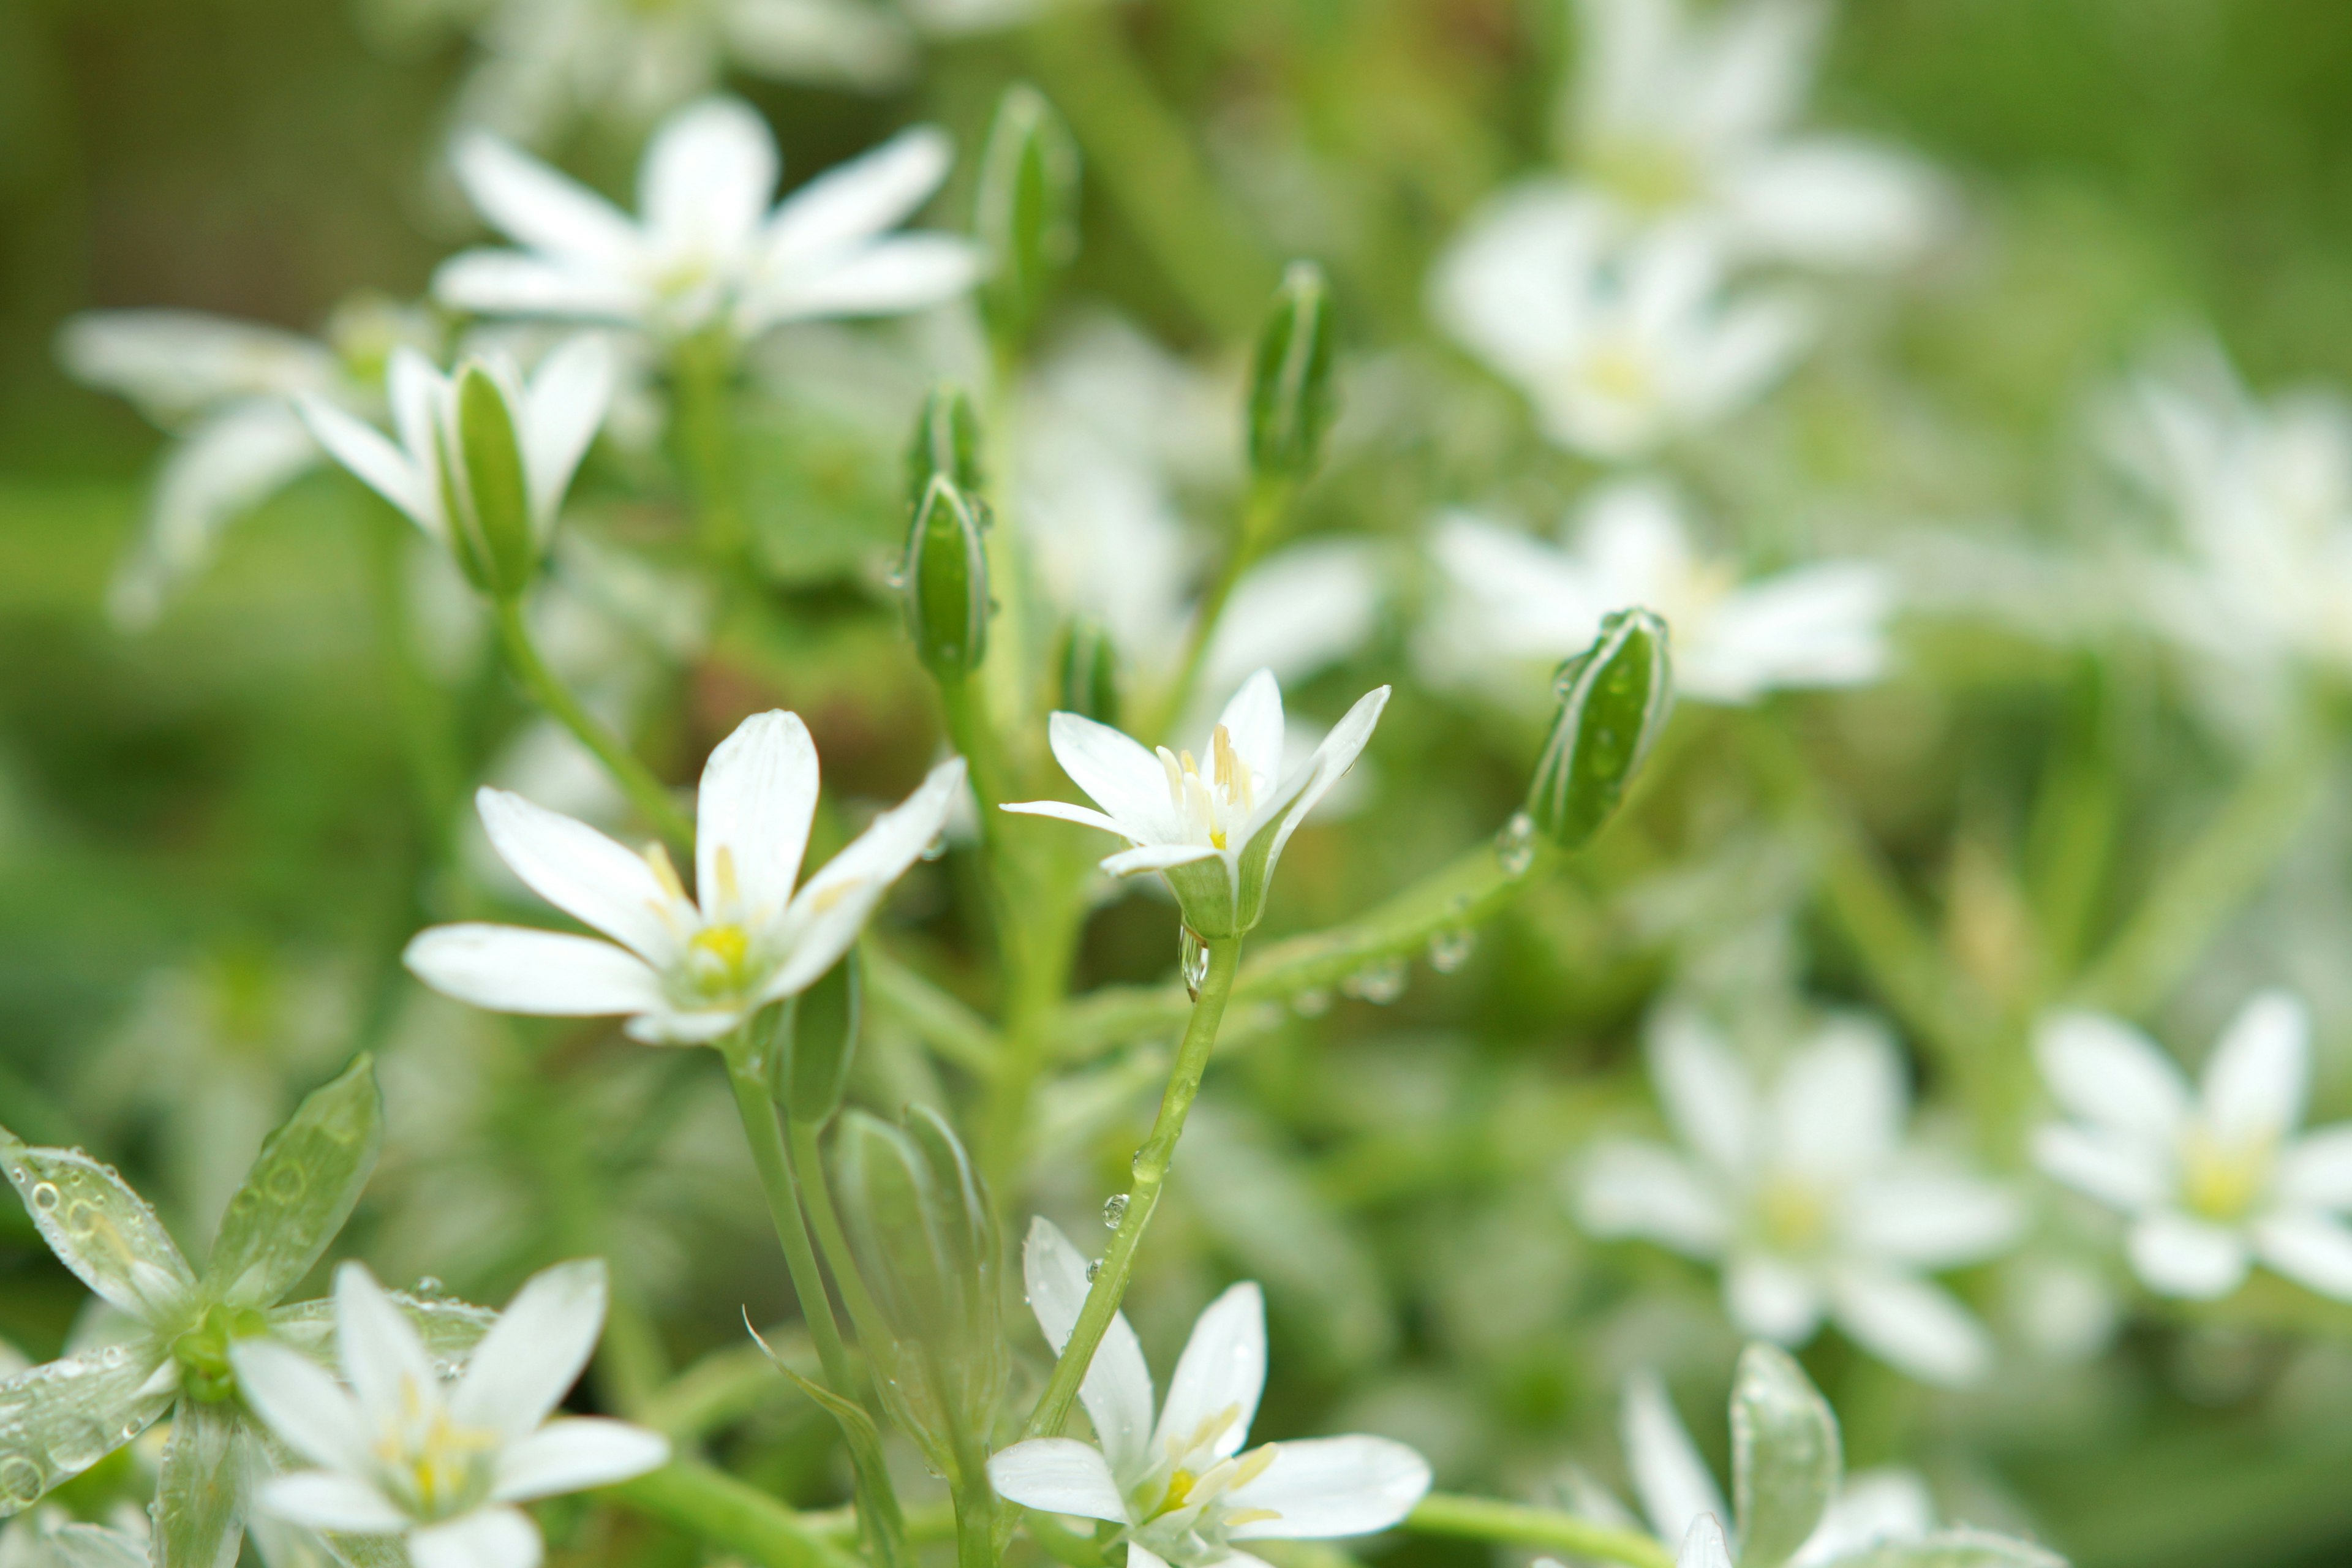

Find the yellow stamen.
[
  {"left": 644, "top": 842, "right": 688, "bottom": 903},
  {"left": 713, "top": 844, "right": 741, "bottom": 913},
  {"left": 2183, "top": 1126, "right": 2274, "bottom": 1223},
  {"left": 690, "top": 924, "right": 750, "bottom": 974}
]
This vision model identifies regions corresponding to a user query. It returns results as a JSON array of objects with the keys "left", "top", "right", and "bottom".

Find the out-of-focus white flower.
[
  {"left": 986, "top": 1219, "right": 1430, "bottom": 1568},
  {"left": 1431, "top": 194, "right": 1811, "bottom": 460},
  {"left": 1567, "top": 0, "right": 1945, "bottom": 268},
  {"left": 2034, "top": 991, "right": 2352, "bottom": 1303},
  {"left": 2101, "top": 339, "right": 2352, "bottom": 677},
  {"left": 435, "top": 96, "right": 981, "bottom": 344},
  {"left": 1578, "top": 1006, "right": 2021, "bottom": 1385},
  {"left": 1003, "top": 671, "right": 1389, "bottom": 939},
  {"left": 1425, "top": 480, "right": 1891, "bottom": 704},
  {"left": 55, "top": 298, "right": 437, "bottom": 628},
  {"left": 235, "top": 1261, "right": 666, "bottom": 1568},
  {"left": 406, "top": 710, "right": 964, "bottom": 1044}
]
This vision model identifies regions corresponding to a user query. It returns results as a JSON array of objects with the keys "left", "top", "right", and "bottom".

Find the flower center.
[
  {"left": 1580, "top": 338, "right": 1656, "bottom": 409},
  {"left": 1755, "top": 1171, "right": 1831, "bottom": 1254},
  {"left": 379, "top": 1378, "right": 496, "bottom": 1521},
  {"left": 688, "top": 923, "right": 752, "bottom": 994},
  {"left": 1158, "top": 724, "right": 1257, "bottom": 851},
  {"left": 1586, "top": 135, "right": 1705, "bottom": 214},
  {"left": 2182, "top": 1125, "right": 2274, "bottom": 1223}
]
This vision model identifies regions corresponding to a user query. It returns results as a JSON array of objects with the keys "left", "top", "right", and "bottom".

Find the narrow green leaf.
[
  {"left": 204, "top": 1057, "right": 384, "bottom": 1309},
  {"left": 151, "top": 1400, "right": 249, "bottom": 1568},
  {"left": 1730, "top": 1343, "right": 1841, "bottom": 1568},
  {"left": 0, "top": 1127, "right": 197, "bottom": 1330},
  {"left": 1825, "top": 1534, "right": 2067, "bottom": 1568},
  {"left": 453, "top": 364, "right": 537, "bottom": 597},
  {"left": 778, "top": 953, "right": 862, "bottom": 1127},
  {"left": 0, "top": 1344, "right": 178, "bottom": 1515}
]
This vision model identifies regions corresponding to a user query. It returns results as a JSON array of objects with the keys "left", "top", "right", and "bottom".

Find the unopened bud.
[
  {"left": 772, "top": 952, "right": 860, "bottom": 1127},
  {"left": 902, "top": 474, "right": 990, "bottom": 673},
  {"left": 1528, "top": 608, "right": 1671, "bottom": 850},
  {"left": 439, "top": 361, "right": 538, "bottom": 598},
  {"left": 1246, "top": 261, "right": 1338, "bottom": 483},
  {"left": 976, "top": 83, "right": 1080, "bottom": 349},
  {"left": 905, "top": 383, "right": 986, "bottom": 511},
  {"left": 1057, "top": 619, "right": 1120, "bottom": 726}
]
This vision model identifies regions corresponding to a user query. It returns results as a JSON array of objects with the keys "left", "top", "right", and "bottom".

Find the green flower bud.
[
  {"left": 1528, "top": 607, "right": 1672, "bottom": 849},
  {"left": 1246, "top": 260, "right": 1338, "bottom": 483},
  {"left": 437, "top": 361, "right": 539, "bottom": 599},
  {"left": 772, "top": 951, "right": 861, "bottom": 1127},
  {"left": 902, "top": 474, "right": 992, "bottom": 674},
  {"left": 1057, "top": 618, "right": 1120, "bottom": 726},
  {"left": 976, "top": 83, "right": 1080, "bottom": 349},
  {"left": 833, "top": 1107, "right": 1005, "bottom": 1482},
  {"left": 905, "top": 383, "right": 987, "bottom": 511}
]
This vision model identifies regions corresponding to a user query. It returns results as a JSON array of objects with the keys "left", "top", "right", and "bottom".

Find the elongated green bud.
[
  {"left": 773, "top": 952, "right": 860, "bottom": 1126},
  {"left": 1528, "top": 608, "right": 1672, "bottom": 849},
  {"left": 834, "top": 1107, "right": 1005, "bottom": 1482},
  {"left": 1246, "top": 260, "right": 1338, "bottom": 483},
  {"left": 905, "top": 383, "right": 986, "bottom": 511},
  {"left": 902, "top": 474, "right": 990, "bottom": 674},
  {"left": 438, "top": 362, "right": 538, "bottom": 600},
  {"left": 976, "top": 83, "right": 1080, "bottom": 349},
  {"left": 1057, "top": 618, "right": 1119, "bottom": 726}
]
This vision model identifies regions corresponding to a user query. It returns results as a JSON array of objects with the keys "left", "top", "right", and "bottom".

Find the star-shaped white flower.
[
  {"left": 987, "top": 1219, "right": 1430, "bottom": 1568},
  {"left": 1425, "top": 480, "right": 1890, "bottom": 704},
  {"left": 299, "top": 338, "right": 614, "bottom": 563},
  {"left": 406, "top": 710, "right": 963, "bottom": 1044},
  {"left": 1431, "top": 195, "right": 1811, "bottom": 461},
  {"left": 1002, "top": 670, "right": 1389, "bottom": 939},
  {"left": 2034, "top": 991, "right": 2352, "bottom": 1302},
  {"left": 234, "top": 1261, "right": 667, "bottom": 1568},
  {"left": 1578, "top": 1007, "right": 2021, "bottom": 1385},
  {"left": 1568, "top": 0, "right": 1944, "bottom": 269},
  {"left": 434, "top": 95, "right": 981, "bottom": 342}
]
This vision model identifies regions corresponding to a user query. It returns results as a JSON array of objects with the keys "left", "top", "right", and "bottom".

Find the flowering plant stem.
[
  {"left": 1404, "top": 1493, "right": 1672, "bottom": 1568},
  {"left": 1017, "top": 932, "right": 1243, "bottom": 1449},
  {"left": 673, "top": 329, "right": 748, "bottom": 563},
  {"left": 1152, "top": 476, "right": 1292, "bottom": 744},
  {"left": 608, "top": 1458, "right": 864, "bottom": 1568},
  {"left": 493, "top": 598, "right": 695, "bottom": 850},
  {"left": 722, "top": 1032, "right": 913, "bottom": 1568}
]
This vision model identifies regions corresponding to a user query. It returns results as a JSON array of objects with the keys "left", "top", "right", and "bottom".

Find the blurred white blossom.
[
  {"left": 2035, "top": 991, "right": 2352, "bottom": 1303},
  {"left": 1578, "top": 1006, "right": 2021, "bottom": 1385}
]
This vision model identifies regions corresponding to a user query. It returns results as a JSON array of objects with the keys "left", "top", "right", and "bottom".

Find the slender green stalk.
[
  {"left": 366, "top": 512, "right": 464, "bottom": 821},
  {"left": 494, "top": 598, "right": 694, "bottom": 849},
  {"left": 1152, "top": 477, "right": 1291, "bottom": 744},
  {"left": 606, "top": 1460, "right": 864, "bottom": 1568},
  {"left": 1020, "top": 934, "right": 1244, "bottom": 1443},
  {"left": 786, "top": 1118, "right": 888, "bottom": 1345},
  {"left": 1405, "top": 1494, "right": 1672, "bottom": 1568},
  {"left": 672, "top": 329, "right": 748, "bottom": 562}
]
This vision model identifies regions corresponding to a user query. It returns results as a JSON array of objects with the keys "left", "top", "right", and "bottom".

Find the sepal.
[
  {"left": 1528, "top": 607, "right": 1671, "bottom": 850},
  {"left": 902, "top": 475, "right": 992, "bottom": 674},
  {"left": 976, "top": 84, "right": 1080, "bottom": 349},
  {"left": 1247, "top": 261, "right": 1338, "bottom": 483},
  {"left": 440, "top": 361, "right": 539, "bottom": 599}
]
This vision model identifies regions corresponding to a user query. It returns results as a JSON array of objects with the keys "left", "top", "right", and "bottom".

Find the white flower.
[
  {"left": 233, "top": 1261, "right": 668, "bottom": 1568},
  {"left": 1568, "top": 0, "right": 1945, "bottom": 268},
  {"left": 434, "top": 96, "right": 981, "bottom": 343},
  {"left": 1425, "top": 480, "right": 1891, "bottom": 704},
  {"left": 1431, "top": 195, "right": 1811, "bottom": 460},
  {"left": 55, "top": 298, "right": 435, "bottom": 628},
  {"left": 298, "top": 338, "right": 614, "bottom": 567},
  {"left": 1578, "top": 1007, "right": 2021, "bottom": 1385},
  {"left": 406, "top": 710, "right": 965, "bottom": 1043},
  {"left": 986, "top": 1219, "right": 1430, "bottom": 1568},
  {"left": 1002, "top": 670, "right": 1390, "bottom": 939},
  {"left": 2034, "top": 991, "right": 2352, "bottom": 1302}
]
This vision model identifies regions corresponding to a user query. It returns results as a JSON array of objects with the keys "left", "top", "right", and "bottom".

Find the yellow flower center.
[
  {"left": 1158, "top": 724, "right": 1256, "bottom": 850},
  {"left": 2182, "top": 1126, "right": 2274, "bottom": 1223},
  {"left": 1756, "top": 1172, "right": 1831, "bottom": 1253},
  {"left": 1582, "top": 339, "right": 1656, "bottom": 408},
  {"left": 687, "top": 923, "right": 752, "bottom": 994},
  {"left": 379, "top": 1379, "right": 496, "bottom": 1520},
  {"left": 1587, "top": 135, "right": 1705, "bottom": 214}
]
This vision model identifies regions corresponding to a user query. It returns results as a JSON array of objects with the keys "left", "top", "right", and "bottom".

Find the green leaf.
[
  {"left": 0, "top": 1344, "right": 179, "bottom": 1515},
  {"left": 265, "top": 1291, "right": 494, "bottom": 1365},
  {"left": 0, "top": 1126, "right": 197, "bottom": 1330},
  {"left": 203, "top": 1057, "right": 384, "bottom": 1309},
  {"left": 777, "top": 952, "right": 861, "bottom": 1127},
  {"left": 4, "top": 1521, "right": 149, "bottom": 1568},
  {"left": 1730, "top": 1343, "right": 1841, "bottom": 1568},
  {"left": 1825, "top": 1534, "right": 2068, "bottom": 1568},
  {"left": 150, "top": 1400, "right": 249, "bottom": 1568}
]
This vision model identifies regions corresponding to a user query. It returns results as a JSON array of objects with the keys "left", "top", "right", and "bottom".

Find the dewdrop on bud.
[
  {"left": 1527, "top": 607, "right": 1672, "bottom": 850},
  {"left": 902, "top": 474, "right": 991, "bottom": 674},
  {"left": 1247, "top": 260, "right": 1338, "bottom": 483}
]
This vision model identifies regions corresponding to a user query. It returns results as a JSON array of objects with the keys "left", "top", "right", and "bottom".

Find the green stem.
[
  {"left": 366, "top": 512, "right": 464, "bottom": 822},
  {"left": 606, "top": 1460, "right": 864, "bottom": 1568},
  {"left": 1153, "top": 477, "right": 1291, "bottom": 744},
  {"left": 673, "top": 330, "right": 748, "bottom": 563},
  {"left": 787, "top": 1118, "right": 889, "bottom": 1346},
  {"left": 494, "top": 598, "right": 693, "bottom": 850},
  {"left": 1019, "top": 934, "right": 1243, "bottom": 1444},
  {"left": 1404, "top": 1494, "right": 1672, "bottom": 1568}
]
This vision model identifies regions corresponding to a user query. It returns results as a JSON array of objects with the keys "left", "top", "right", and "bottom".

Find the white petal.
[
  {"left": 1101, "top": 843, "right": 1224, "bottom": 876},
  {"left": 111, "top": 402, "right": 320, "bottom": 629},
  {"left": 300, "top": 396, "right": 434, "bottom": 532},
  {"left": 453, "top": 132, "right": 641, "bottom": 271},
  {"left": 477, "top": 786, "right": 689, "bottom": 963},
  {"left": 434, "top": 252, "right": 649, "bottom": 322},
  {"left": 763, "top": 758, "right": 964, "bottom": 999},
  {"left": 411, "top": 1506, "right": 543, "bottom": 1568},
  {"left": 1721, "top": 138, "right": 1945, "bottom": 271},
  {"left": 404, "top": 925, "right": 668, "bottom": 1018},
  {"left": 388, "top": 348, "right": 444, "bottom": 470},
  {"left": 230, "top": 1341, "right": 371, "bottom": 1473},
  {"left": 2201, "top": 990, "right": 2309, "bottom": 1144},
  {"left": 697, "top": 710, "right": 820, "bottom": 924},
  {"left": 760, "top": 126, "right": 955, "bottom": 270},
  {"left": 2253, "top": 1210, "right": 2352, "bottom": 1302},
  {"left": 1675, "top": 1514, "right": 1735, "bottom": 1568},
  {"left": 1773, "top": 1017, "right": 1906, "bottom": 1180},
  {"left": 1725, "top": 1253, "right": 1823, "bottom": 1344},
  {"left": 336, "top": 1261, "right": 441, "bottom": 1427},
  {"left": 1698, "top": 564, "right": 1893, "bottom": 696},
  {"left": 985, "top": 1439, "right": 1128, "bottom": 1523},
  {"left": 1155, "top": 1283, "right": 1266, "bottom": 1462},
  {"left": 2278, "top": 1125, "right": 2352, "bottom": 1208},
  {"left": 1575, "top": 1140, "right": 1730, "bottom": 1256},
  {"left": 1210, "top": 669, "right": 1286, "bottom": 788},
  {"left": 1224, "top": 1435, "right": 1431, "bottom": 1538},
  {"left": 1621, "top": 1371, "right": 1724, "bottom": 1550},
  {"left": 1647, "top": 1008, "right": 1754, "bottom": 1175},
  {"left": 452, "top": 1259, "right": 608, "bottom": 1439},
  {"left": 256, "top": 1472, "right": 410, "bottom": 1533},
  {"left": 518, "top": 336, "right": 612, "bottom": 530},
  {"left": 1252, "top": 685, "right": 1390, "bottom": 872},
  {"left": 2032, "top": 1123, "right": 2168, "bottom": 1212},
  {"left": 1795, "top": 1469, "right": 1935, "bottom": 1564},
  {"left": 2128, "top": 1211, "right": 2251, "bottom": 1299},
  {"left": 1046, "top": 712, "right": 1182, "bottom": 841},
  {"left": 1202, "top": 542, "right": 1384, "bottom": 696},
  {"left": 745, "top": 235, "right": 982, "bottom": 328},
  {"left": 1022, "top": 1217, "right": 1154, "bottom": 1478},
  {"left": 492, "top": 1417, "right": 669, "bottom": 1500},
  {"left": 2034, "top": 1011, "right": 2188, "bottom": 1140},
  {"left": 1000, "top": 800, "right": 1135, "bottom": 837},
  {"left": 1427, "top": 183, "right": 1611, "bottom": 385},
  {"left": 640, "top": 97, "right": 778, "bottom": 263},
  {"left": 1826, "top": 1268, "right": 1992, "bottom": 1387},
  {"left": 1841, "top": 1173, "right": 2020, "bottom": 1267},
  {"left": 57, "top": 309, "right": 336, "bottom": 419}
]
